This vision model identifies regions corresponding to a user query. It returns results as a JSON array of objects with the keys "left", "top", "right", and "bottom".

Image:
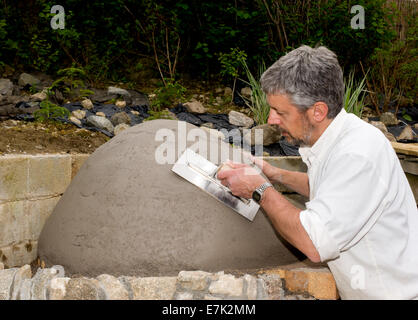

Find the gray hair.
[{"left": 260, "top": 45, "right": 344, "bottom": 118}]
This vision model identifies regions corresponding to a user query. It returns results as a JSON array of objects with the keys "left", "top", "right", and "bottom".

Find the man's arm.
[
  {"left": 260, "top": 187, "right": 321, "bottom": 263},
  {"left": 253, "top": 158, "right": 310, "bottom": 198}
]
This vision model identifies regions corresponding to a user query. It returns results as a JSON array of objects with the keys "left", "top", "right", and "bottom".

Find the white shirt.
[{"left": 299, "top": 108, "right": 418, "bottom": 300}]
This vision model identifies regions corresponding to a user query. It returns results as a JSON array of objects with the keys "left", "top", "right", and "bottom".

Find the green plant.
[
  {"left": 150, "top": 80, "right": 186, "bottom": 112},
  {"left": 218, "top": 48, "right": 247, "bottom": 102},
  {"left": 239, "top": 60, "right": 270, "bottom": 125},
  {"left": 144, "top": 109, "right": 176, "bottom": 121},
  {"left": 344, "top": 69, "right": 367, "bottom": 118},
  {"left": 49, "top": 67, "right": 88, "bottom": 99},
  {"left": 33, "top": 100, "right": 70, "bottom": 122}
]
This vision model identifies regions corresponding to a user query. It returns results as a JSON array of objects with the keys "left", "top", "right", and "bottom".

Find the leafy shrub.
[
  {"left": 344, "top": 69, "right": 367, "bottom": 118},
  {"left": 150, "top": 81, "right": 186, "bottom": 112},
  {"left": 34, "top": 100, "right": 70, "bottom": 122}
]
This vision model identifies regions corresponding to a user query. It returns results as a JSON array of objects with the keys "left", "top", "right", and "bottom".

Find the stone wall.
[
  {"left": 0, "top": 154, "right": 89, "bottom": 268},
  {"left": 0, "top": 261, "right": 339, "bottom": 300}
]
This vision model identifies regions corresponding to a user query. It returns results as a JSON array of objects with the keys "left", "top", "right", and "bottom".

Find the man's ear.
[{"left": 311, "top": 102, "right": 329, "bottom": 122}]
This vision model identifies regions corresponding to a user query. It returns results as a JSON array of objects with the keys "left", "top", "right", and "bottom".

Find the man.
[{"left": 217, "top": 45, "right": 418, "bottom": 299}]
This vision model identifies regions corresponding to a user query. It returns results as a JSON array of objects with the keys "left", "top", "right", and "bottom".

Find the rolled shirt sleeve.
[{"left": 299, "top": 153, "right": 389, "bottom": 262}]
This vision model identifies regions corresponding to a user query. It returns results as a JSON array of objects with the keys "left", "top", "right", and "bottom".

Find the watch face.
[{"left": 252, "top": 190, "right": 261, "bottom": 202}]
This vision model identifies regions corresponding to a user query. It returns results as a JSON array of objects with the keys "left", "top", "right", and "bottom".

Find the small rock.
[
  {"left": 370, "top": 121, "right": 388, "bottom": 133},
  {"left": 87, "top": 115, "right": 114, "bottom": 133},
  {"left": 380, "top": 112, "right": 398, "bottom": 126},
  {"left": 115, "top": 100, "right": 126, "bottom": 108},
  {"left": 215, "top": 87, "right": 223, "bottom": 94},
  {"left": 414, "top": 123, "right": 418, "bottom": 130},
  {"left": 0, "top": 78, "right": 14, "bottom": 95},
  {"left": 108, "top": 86, "right": 130, "bottom": 97},
  {"left": 111, "top": 112, "right": 131, "bottom": 126},
  {"left": 175, "top": 292, "right": 194, "bottom": 300},
  {"left": 18, "top": 73, "right": 41, "bottom": 88},
  {"left": 71, "top": 109, "right": 86, "bottom": 120},
  {"left": 114, "top": 123, "right": 130, "bottom": 135},
  {"left": 31, "top": 267, "right": 63, "bottom": 300},
  {"left": 30, "top": 92, "right": 47, "bottom": 102},
  {"left": 184, "top": 100, "right": 206, "bottom": 114},
  {"left": 215, "top": 96, "right": 223, "bottom": 104},
  {"left": 96, "top": 112, "right": 106, "bottom": 117},
  {"left": 243, "top": 124, "right": 282, "bottom": 146},
  {"left": 228, "top": 110, "right": 254, "bottom": 128},
  {"left": 397, "top": 125, "right": 414, "bottom": 141},
  {"left": 63, "top": 277, "right": 103, "bottom": 300},
  {"left": 123, "top": 276, "right": 177, "bottom": 300},
  {"left": 224, "top": 87, "right": 233, "bottom": 97},
  {"left": 81, "top": 98, "right": 93, "bottom": 110},
  {"left": 11, "top": 265, "right": 32, "bottom": 300},
  {"left": 201, "top": 127, "right": 226, "bottom": 140},
  {"left": 0, "top": 268, "right": 18, "bottom": 300},
  {"left": 384, "top": 131, "right": 397, "bottom": 142},
  {"left": 177, "top": 270, "right": 212, "bottom": 291},
  {"left": 201, "top": 122, "right": 214, "bottom": 129},
  {"left": 69, "top": 116, "right": 81, "bottom": 126},
  {"left": 240, "top": 87, "right": 252, "bottom": 98}
]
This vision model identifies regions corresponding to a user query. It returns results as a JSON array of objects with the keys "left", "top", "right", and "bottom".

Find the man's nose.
[{"left": 268, "top": 111, "right": 281, "bottom": 126}]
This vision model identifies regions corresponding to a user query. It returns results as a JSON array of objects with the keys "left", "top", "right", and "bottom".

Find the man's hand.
[{"left": 216, "top": 161, "right": 267, "bottom": 199}]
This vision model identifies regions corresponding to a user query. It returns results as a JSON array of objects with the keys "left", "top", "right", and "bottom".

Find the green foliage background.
[{"left": 0, "top": 0, "right": 408, "bottom": 90}]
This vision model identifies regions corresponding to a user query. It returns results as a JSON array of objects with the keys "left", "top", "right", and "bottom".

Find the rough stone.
[
  {"left": 126, "top": 277, "right": 177, "bottom": 300},
  {"left": 18, "top": 73, "right": 41, "bottom": 88},
  {"left": 177, "top": 270, "right": 211, "bottom": 291},
  {"left": 30, "top": 91, "right": 47, "bottom": 102},
  {"left": 111, "top": 112, "right": 131, "bottom": 126},
  {"left": 11, "top": 264, "right": 32, "bottom": 300},
  {"left": 380, "top": 112, "right": 398, "bottom": 126},
  {"left": 31, "top": 267, "right": 63, "bottom": 300},
  {"left": 63, "top": 277, "right": 103, "bottom": 300},
  {"left": 0, "top": 79, "right": 14, "bottom": 95},
  {"left": 228, "top": 110, "right": 254, "bottom": 128},
  {"left": 243, "top": 124, "right": 282, "bottom": 146},
  {"left": 81, "top": 98, "right": 93, "bottom": 110},
  {"left": 201, "top": 126, "right": 226, "bottom": 140},
  {"left": 397, "top": 125, "right": 414, "bottom": 141},
  {"left": 86, "top": 115, "right": 114, "bottom": 133},
  {"left": 38, "top": 120, "right": 303, "bottom": 277},
  {"left": 48, "top": 277, "right": 70, "bottom": 300},
  {"left": 244, "top": 274, "right": 258, "bottom": 300},
  {"left": 96, "top": 112, "right": 106, "bottom": 117},
  {"left": 72, "top": 109, "right": 86, "bottom": 120},
  {"left": 97, "top": 274, "right": 129, "bottom": 300},
  {"left": 208, "top": 274, "right": 244, "bottom": 297},
  {"left": 114, "top": 123, "right": 131, "bottom": 136},
  {"left": 224, "top": 87, "right": 233, "bottom": 97},
  {"left": 0, "top": 268, "right": 18, "bottom": 300},
  {"left": 175, "top": 291, "right": 194, "bottom": 300},
  {"left": 384, "top": 131, "right": 397, "bottom": 142},
  {"left": 240, "top": 87, "right": 252, "bottom": 98},
  {"left": 108, "top": 86, "right": 130, "bottom": 97},
  {"left": 258, "top": 274, "right": 285, "bottom": 300},
  {"left": 184, "top": 100, "right": 206, "bottom": 114}
]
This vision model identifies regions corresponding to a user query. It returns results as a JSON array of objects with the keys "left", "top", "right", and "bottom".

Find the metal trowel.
[{"left": 171, "top": 148, "right": 260, "bottom": 221}]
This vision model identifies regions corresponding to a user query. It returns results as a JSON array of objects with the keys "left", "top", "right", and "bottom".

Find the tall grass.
[
  {"left": 344, "top": 69, "right": 368, "bottom": 118},
  {"left": 239, "top": 60, "right": 270, "bottom": 125}
]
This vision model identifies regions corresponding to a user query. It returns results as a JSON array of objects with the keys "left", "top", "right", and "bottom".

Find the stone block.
[
  {"left": 0, "top": 268, "right": 18, "bottom": 300},
  {"left": 28, "top": 197, "right": 60, "bottom": 241},
  {"left": 0, "top": 200, "right": 30, "bottom": 247},
  {"left": 177, "top": 270, "right": 211, "bottom": 291},
  {"left": 97, "top": 274, "right": 129, "bottom": 300},
  {"left": 71, "top": 154, "right": 90, "bottom": 180},
  {"left": 0, "top": 240, "right": 38, "bottom": 268},
  {"left": 0, "top": 156, "right": 29, "bottom": 201},
  {"left": 63, "top": 277, "right": 104, "bottom": 300},
  {"left": 0, "top": 263, "right": 3, "bottom": 270},
  {"left": 27, "top": 155, "right": 72, "bottom": 198},
  {"left": 125, "top": 276, "right": 177, "bottom": 300},
  {"left": 175, "top": 291, "right": 194, "bottom": 300},
  {"left": 244, "top": 274, "right": 258, "bottom": 300},
  {"left": 208, "top": 274, "right": 244, "bottom": 297}
]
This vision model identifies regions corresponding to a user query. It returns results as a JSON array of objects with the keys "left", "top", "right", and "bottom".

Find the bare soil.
[{"left": 0, "top": 119, "right": 109, "bottom": 155}]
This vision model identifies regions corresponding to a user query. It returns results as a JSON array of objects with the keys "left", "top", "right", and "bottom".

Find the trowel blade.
[{"left": 171, "top": 148, "right": 260, "bottom": 221}]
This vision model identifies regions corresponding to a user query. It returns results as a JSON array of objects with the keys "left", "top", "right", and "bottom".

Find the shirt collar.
[{"left": 299, "top": 108, "right": 348, "bottom": 167}]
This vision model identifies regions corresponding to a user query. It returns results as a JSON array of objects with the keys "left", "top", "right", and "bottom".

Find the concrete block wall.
[{"left": 0, "top": 154, "right": 89, "bottom": 268}]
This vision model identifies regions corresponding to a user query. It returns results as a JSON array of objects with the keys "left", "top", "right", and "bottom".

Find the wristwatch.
[{"left": 252, "top": 182, "right": 273, "bottom": 204}]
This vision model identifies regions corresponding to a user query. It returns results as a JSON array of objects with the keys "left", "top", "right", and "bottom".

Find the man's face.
[{"left": 267, "top": 94, "right": 314, "bottom": 147}]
